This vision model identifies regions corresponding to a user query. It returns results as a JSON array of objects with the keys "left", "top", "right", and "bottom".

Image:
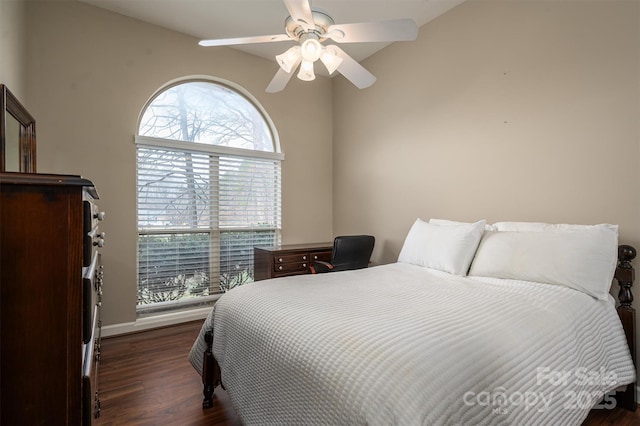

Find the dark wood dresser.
[
  {"left": 0, "top": 172, "right": 105, "bottom": 425},
  {"left": 254, "top": 242, "right": 332, "bottom": 280}
]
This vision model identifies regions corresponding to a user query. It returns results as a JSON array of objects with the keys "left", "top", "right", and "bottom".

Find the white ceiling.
[{"left": 78, "top": 0, "right": 464, "bottom": 64}]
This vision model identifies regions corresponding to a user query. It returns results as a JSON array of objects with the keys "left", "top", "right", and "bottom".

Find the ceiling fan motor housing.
[{"left": 285, "top": 10, "right": 335, "bottom": 41}]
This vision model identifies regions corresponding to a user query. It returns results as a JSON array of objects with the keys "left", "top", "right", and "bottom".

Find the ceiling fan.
[{"left": 198, "top": 0, "right": 418, "bottom": 93}]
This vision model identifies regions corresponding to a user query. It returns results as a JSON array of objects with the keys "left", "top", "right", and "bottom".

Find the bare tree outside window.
[
  {"left": 136, "top": 80, "right": 281, "bottom": 315},
  {"left": 139, "top": 82, "right": 273, "bottom": 151}
]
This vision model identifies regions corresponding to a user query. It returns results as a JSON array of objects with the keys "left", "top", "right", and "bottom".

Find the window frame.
[{"left": 135, "top": 76, "right": 283, "bottom": 316}]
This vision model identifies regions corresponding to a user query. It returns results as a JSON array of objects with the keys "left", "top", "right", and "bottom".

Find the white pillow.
[
  {"left": 493, "top": 221, "right": 610, "bottom": 232},
  {"left": 398, "top": 218, "right": 486, "bottom": 275},
  {"left": 468, "top": 225, "right": 619, "bottom": 300},
  {"left": 430, "top": 218, "right": 497, "bottom": 232}
]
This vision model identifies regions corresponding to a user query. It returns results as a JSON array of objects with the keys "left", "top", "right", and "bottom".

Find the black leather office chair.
[{"left": 310, "top": 235, "right": 375, "bottom": 274}]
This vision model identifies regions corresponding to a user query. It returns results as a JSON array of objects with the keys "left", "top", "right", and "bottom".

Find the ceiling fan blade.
[
  {"left": 199, "top": 34, "right": 291, "bottom": 47},
  {"left": 332, "top": 46, "right": 376, "bottom": 89},
  {"left": 266, "top": 58, "right": 301, "bottom": 93},
  {"left": 327, "top": 18, "right": 418, "bottom": 43},
  {"left": 282, "top": 0, "right": 314, "bottom": 29}
]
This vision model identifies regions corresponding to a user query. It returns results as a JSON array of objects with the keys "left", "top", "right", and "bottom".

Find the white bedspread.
[{"left": 188, "top": 263, "right": 635, "bottom": 425}]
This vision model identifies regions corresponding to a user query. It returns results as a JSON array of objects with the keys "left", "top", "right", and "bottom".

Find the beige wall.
[
  {"left": 334, "top": 0, "right": 640, "bottom": 264},
  {"left": 26, "top": 1, "right": 333, "bottom": 326},
  {"left": 0, "top": 0, "right": 27, "bottom": 99},
  {"left": 333, "top": 0, "right": 640, "bottom": 370}
]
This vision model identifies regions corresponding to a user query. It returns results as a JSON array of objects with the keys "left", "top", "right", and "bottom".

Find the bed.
[{"left": 188, "top": 219, "right": 637, "bottom": 425}]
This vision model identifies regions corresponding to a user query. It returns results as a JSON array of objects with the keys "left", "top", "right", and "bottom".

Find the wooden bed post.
[
  {"left": 615, "top": 244, "right": 637, "bottom": 411},
  {"left": 202, "top": 330, "right": 220, "bottom": 409}
]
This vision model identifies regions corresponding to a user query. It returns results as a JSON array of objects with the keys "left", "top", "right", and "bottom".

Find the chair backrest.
[{"left": 331, "top": 235, "right": 375, "bottom": 272}]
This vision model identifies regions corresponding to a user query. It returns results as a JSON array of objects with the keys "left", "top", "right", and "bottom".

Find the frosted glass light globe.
[{"left": 300, "top": 38, "right": 322, "bottom": 63}]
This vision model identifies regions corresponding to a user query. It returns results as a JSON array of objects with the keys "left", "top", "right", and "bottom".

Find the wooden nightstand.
[{"left": 254, "top": 243, "right": 333, "bottom": 281}]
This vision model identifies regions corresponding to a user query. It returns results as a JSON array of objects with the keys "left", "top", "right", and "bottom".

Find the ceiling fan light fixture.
[
  {"left": 276, "top": 46, "right": 301, "bottom": 73},
  {"left": 297, "top": 60, "right": 316, "bottom": 81},
  {"left": 300, "top": 35, "right": 323, "bottom": 63},
  {"left": 320, "top": 45, "right": 343, "bottom": 74}
]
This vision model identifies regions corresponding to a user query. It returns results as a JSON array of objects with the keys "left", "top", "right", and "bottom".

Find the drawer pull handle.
[
  {"left": 303, "top": 255, "right": 307, "bottom": 260},
  {"left": 278, "top": 258, "right": 283, "bottom": 262},
  {"left": 314, "top": 255, "right": 318, "bottom": 260},
  {"left": 303, "top": 263, "right": 307, "bottom": 268},
  {"left": 278, "top": 266, "right": 283, "bottom": 271}
]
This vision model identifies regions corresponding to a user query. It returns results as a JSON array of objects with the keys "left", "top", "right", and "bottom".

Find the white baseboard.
[{"left": 101, "top": 306, "right": 212, "bottom": 338}]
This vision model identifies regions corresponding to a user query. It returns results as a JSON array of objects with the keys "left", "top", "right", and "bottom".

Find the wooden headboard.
[{"left": 615, "top": 244, "right": 637, "bottom": 411}]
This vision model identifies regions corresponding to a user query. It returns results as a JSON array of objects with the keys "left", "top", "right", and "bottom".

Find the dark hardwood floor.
[
  {"left": 98, "top": 320, "right": 640, "bottom": 425},
  {"left": 97, "top": 320, "right": 240, "bottom": 425}
]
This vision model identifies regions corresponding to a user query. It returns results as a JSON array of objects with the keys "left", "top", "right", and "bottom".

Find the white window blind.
[{"left": 137, "top": 145, "right": 281, "bottom": 314}]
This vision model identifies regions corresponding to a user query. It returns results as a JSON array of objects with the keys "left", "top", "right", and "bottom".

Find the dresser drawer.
[
  {"left": 311, "top": 251, "right": 332, "bottom": 262},
  {"left": 82, "top": 307, "right": 101, "bottom": 425},
  {"left": 83, "top": 252, "right": 100, "bottom": 343},
  {"left": 274, "top": 253, "right": 310, "bottom": 264},
  {"left": 274, "top": 260, "right": 309, "bottom": 274}
]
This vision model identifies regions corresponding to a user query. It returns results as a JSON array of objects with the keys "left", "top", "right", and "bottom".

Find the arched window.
[{"left": 135, "top": 78, "right": 282, "bottom": 315}]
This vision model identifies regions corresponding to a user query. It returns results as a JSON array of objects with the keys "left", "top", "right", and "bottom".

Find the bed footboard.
[
  {"left": 202, "top": 330, "right": 221, "bottom": 409},
  {"left": 615, "top": 244, "right": 637, "bottom": 411}
]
